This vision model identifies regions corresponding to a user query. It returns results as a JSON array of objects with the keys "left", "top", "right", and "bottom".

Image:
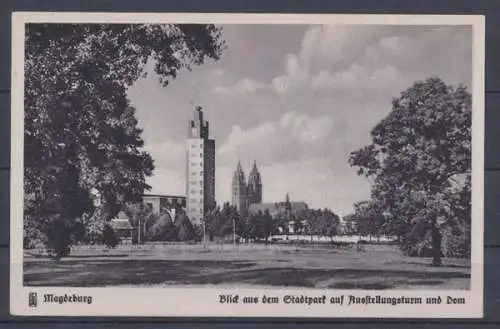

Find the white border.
[{"left": 10, "top": 12, "right": 485, "bottom": 318}]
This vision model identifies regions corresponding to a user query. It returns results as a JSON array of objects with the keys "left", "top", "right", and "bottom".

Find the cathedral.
[{"left": 231, "top": 160, "right": 263, "bottom": 213}]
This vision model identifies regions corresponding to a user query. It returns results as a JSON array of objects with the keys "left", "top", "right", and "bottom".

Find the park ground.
[{"left": 23, "top": 242, "right": 470, "bottom": 290}]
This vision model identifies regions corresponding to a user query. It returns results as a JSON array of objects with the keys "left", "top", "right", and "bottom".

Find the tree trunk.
[{"left": 431, "top": 224, "right": 442, "bottom": 266}]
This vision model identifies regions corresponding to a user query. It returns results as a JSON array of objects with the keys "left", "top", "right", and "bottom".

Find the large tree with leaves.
[
  {"left": 248, "top": 210, "right": 275, "bottom": 245},
  {"left": 24, "top": 24, "right": 225, "bottom": 257},
  {"left": 351, "top": 201, "right": 385, "bottom": 241},
  {"left": 205, "top": 203, "right": 245, "bottom": 241},
  {"left": 294, "top": 208, "right": 340, "bottom": 242},
  {"left": 349, "top": 77, "right": 471, "bottom": 265}
]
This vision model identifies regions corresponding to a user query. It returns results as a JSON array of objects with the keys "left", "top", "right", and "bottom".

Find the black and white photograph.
[{"left": 10, "top": 13, "right": 484, "bottom": 318}]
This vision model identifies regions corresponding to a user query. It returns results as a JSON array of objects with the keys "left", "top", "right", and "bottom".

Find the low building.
[
  {"left": 110, "top": 211, "right": 134, "bottom": 243},
  {"left": 110, "top": 194, "right": 186, "bottom": 242},
  {"left": 248, "top": 201, "right": 308, "bottom": 218},
  {"left": 248, "top": 193, "right": 308, "bottom": 234},
  {"left": 142, "top": 194, "right": 186, "bottom": 219}
]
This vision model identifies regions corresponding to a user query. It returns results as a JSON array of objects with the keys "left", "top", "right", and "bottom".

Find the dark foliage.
[
  {"left": 24, "top": 23, "right": 225, "bottom": 256},
  {"left": 349, "top": 77, "right": 472, "bottom": 263}
]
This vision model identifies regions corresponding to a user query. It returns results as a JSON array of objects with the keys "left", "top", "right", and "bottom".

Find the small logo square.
[{"left": 28, "top": 292, "right": 37, "bottom": 307}]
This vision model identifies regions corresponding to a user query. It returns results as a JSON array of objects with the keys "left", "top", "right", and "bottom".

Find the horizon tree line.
[{"left": 102, "top": 201, "right": 342, "bottom": 247}]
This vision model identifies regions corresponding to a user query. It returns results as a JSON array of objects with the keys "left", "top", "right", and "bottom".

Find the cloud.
[
  {"left": 212, "top": 78, "right": 268, "bottom": 95},
  {"left": 358, "top": 27, "right": 472, "bottom": 87},
  {"left": 211, "top": 68, "right": 227, "bottom": 76},
  {"left": 214, "top": 110, "right": 376, "bottom": 215},
  {"left": 299, "top": 25, "right": 389, "bottom": 70},
  {"left": 204, "top": 68, "right": 237, "bottom": 86},
  {"left": 129, "top": 24, "right": 473, "bottom": 213},
  {"left": 310, "top": 64, "right": 406, "bottom": 99},
  {"left": 217, "top": 111, "right": 336, "bottom": 167},
  {"left": 271, "top": 25, "right": 471, "bottom": 99},
  {"left": 272, "top": 54, "right": 310, "bottom": 95}
]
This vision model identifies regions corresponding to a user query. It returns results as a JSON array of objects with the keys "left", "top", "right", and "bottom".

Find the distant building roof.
[
  {"left": 110, "top": 217, "right": 133, "bottom": 230},
  {"left": 248, "top": 203, "right": 277, "bottom": 215},
  {"left": 289, "top": 202, "right": 308, "bottom": 211},
  {"left": 116, "top": 211, "right": 129, "bottom": 219},
  {"left": 248, "top": 202, "right": 308, "bottom": 217}
]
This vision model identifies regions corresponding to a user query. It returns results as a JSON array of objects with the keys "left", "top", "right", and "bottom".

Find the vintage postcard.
[{"left": 10, "top": 12, "right": 485, "bottom": 318}]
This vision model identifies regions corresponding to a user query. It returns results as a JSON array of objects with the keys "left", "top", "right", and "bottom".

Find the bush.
[
  {"left": 45, "top": 217, "right": 74, "bottom": 259},
  {"left": 441, "top": 222, "right": 470, "bottom": 258},
  {"left": 175, "top": 215, "right": 197, "bottom": 242},
  {"left": 145, "top": 213, "right": 179, "bottom": 242},
  {"left": 400, "top": 218, "right": 470, "bottom": 259},
  {"left": 23, "top": 223, "right": 45, "bottom": 250},
  {"left": 100, "top": 224, "right": 120, "bottom": 248},
  {"left": 400, "top": 221, "right": 437, "bottom": 258}
]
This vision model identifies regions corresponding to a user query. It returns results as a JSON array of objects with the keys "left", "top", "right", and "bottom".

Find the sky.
[{"left": 126, "top": 24, "right": 472, "bottom": 217}]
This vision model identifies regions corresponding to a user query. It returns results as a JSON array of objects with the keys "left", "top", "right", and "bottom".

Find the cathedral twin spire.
[
  {"left": 231, "top": 160, "right": 263, "bottom": 213},
  {"left": 247, "top": 160, "right": 262, "bottom": 205}
]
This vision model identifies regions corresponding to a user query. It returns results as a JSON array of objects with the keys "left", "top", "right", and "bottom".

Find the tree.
[
  {"left": 145, "top": 212, "right": 178, "bottom": 242},
  {"left": 341, "top": 214, "right": 357, "bottom": 235},
  {"left": 247, "top": 210, "right": 275, "bottom": 245},
  {"left": 441, "top": 175, "right": 471, "bottom": 258},
  {"left": 261, "top": 209, "right": 275, "bottom": 246},
  {"left": 123, "top": 202, "right": 156, "bottom": 244},
  {"left": 175, "top": 213, "right": 198, "bottom": 242},
  {"left": 319, "top": 209, "right": 341, "bottom": 241},
  {"left": 99, "top": 224, "right": 120, "bottom": 248},
  {"left": 203, "top": 207, "right": 220, "bottom": 241},
  {"left": 298, "top": 208, "right": 340, "bottom": 243},
  {"left": 349, "top": 77, "right": 471, "bottom": 265},
  {"left": 299, "top": 209, "right": 316, "bottom": 241},
  {"left": 24, "top": 24, "right": 225, "bottom": 257},
  {"left": 352, "top": 201, "right": 385, "bottom": 241},
  {"left": 205, "top": 203, "right": 246, "bottom": 243}
]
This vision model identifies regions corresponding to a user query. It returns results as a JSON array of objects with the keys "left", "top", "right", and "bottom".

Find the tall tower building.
[
  {"left": 231, "top": 161, "right": 247, "bottom": 213},
  {"left": 247, "top": 160, "right": 262, "bottom": 205},
  {"left": 186, "top": 106, "right": 215, "bottom": 225}
]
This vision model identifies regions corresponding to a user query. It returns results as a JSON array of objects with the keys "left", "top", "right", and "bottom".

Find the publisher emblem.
[{"left": 28, "top": 292, "right": 37, "bottom": 307}]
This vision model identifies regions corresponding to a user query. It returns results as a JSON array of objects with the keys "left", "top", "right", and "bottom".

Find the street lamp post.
[
  {"left": 137, "top": 218, "right": 142, "bottom": 245},
  {"left": 202, "top": 217, "right": 207, "bottom": 249}
]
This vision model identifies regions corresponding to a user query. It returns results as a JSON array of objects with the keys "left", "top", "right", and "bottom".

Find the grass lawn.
[{"left": 23, "top": 243, "right": 470, "bottom": 290}]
